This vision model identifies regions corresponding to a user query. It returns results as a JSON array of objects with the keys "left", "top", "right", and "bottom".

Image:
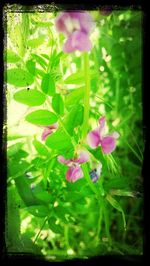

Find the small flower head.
[
  {"left": 87, "top": 116, "right": 119, "bottom": 154},
  {"left": 55, "top": 11, "right": 95, "bottom": 53},
  {"left": 89, "top": 163, "right": 102, "bottom": 183},
  {"left": 58, "top": 151, "right": 89, "bottom": 182},
  {"left": 41, "top": 123, "right": 58, "bottom": 141}
]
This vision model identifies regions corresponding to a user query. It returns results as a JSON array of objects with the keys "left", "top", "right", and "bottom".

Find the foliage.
[{"left": 6, "top": 8, "right": 143, "bottom": 261}]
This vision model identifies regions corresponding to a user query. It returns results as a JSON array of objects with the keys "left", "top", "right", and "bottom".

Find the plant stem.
[
  {"left": 95, "top": 202, "right": 103, "bottom": 245},
  {"left": 82, "top": 52, "right": 90, "bottom": 141},
  {"left": 64, "top": 225, "right": 70, "bottom": 249},
  {"left": 115, "top": 74, "right": 120, "bottom": 115},
  {"left": 103, "top": 201, "right": 112, "bottom": 246},
  {"left": 33, "top": 217, "right": 48, "bottom": 244}
]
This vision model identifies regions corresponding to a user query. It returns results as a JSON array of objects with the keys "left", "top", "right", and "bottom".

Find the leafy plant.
[{"left": 6, "top": 7, "right": 143, "bottom": 261}]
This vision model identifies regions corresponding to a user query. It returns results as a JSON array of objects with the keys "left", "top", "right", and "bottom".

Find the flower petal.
[
  {"left": 72, "top": 30, "right": 92, "bottom": 51},
  {"left": 41, "top": 123, "right": 58, "bottom": 141},
  {"left": 111, "top": 131, "right": 120, "bottom": 139},
  {"left": 69, "top": 12, "right": 95, "bottom": 34},
  {"left": 57, "top": 155, "right": 72, "bottom": 166},
  {"left": 101, "top": 135, "right": 116, "bottom": 154},
  {"left": 46, "top": 123, "right": 58, "bottom": 130},
  {"left": 99, "top": 116, "right": 106, "bottom": 128},
  {"left": 63, "top": 35, "right": 76, "bottom": 53},
  {"left": 55, "top": 12, "right": 71, "bottom": 35},
  {"left": 63, "top": 31, "right": 92, "bottom": 53},
  {"left": 75, "top": 151, "right": 89, "bottom": 164},
  {"left": 66, "top": 166, "right": 83, "bottom": 182},
  {"left": 41, "top": 128, "right": 53, "bottom": 141},
  {"left": 87, "top": 128, "right": 100, "bottom": 149}
]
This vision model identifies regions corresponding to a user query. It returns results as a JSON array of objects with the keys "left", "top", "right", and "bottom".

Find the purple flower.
[
  {"left": 55, "top": 11, "right": 95, "bottom": 53},
  {"left": 87, "top": 116, "right": 119, "bottom": 154},
  {"left": 41, "top": 123, "right": 58, "bottom": 141},
  {"left": 57, "top": 151, "right": 89, "bottom": 182},
  {"left": 89, "top": 163, "right": 102, "bottom": 183}
]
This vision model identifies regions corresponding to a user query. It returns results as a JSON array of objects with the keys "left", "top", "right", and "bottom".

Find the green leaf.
[
  {"left": 45, "top": 129, "right": 73, "bottom": 151},
  {"left": 41, "top": 54, "right": 49, "bottom": 60},
  {"left": 64, "top": 70, "right": 97, "bottom": 84},
  {"left": 65, "top": 87, "right": 84, "bottom": 107},
  {"left": 14, "top": 176, "right": 42, "bottom": 206},
  {"left": 26, "top": 59, "right": 36, "bottom": 76},
  {"left": 52, "top": 94, "right": 64, "bottom": 115},
  {"left": 104, "top": 176, "right": 131, "bottom": 190},
  {"left": 33, "top": 139, "right": 49, "bottom": 156},
  {"left": 65, "top": 192, "right": 85, "bottom": 203},
  {"left": 8, "top": 159, "right": 30, "bottom": 179},
  {"left": 31, "top": 20, "right": 53, "bottom": 27},
  {"left": 41, "top": 73, "right": 55, "bottom": 96},
  {"left": 48, "top": 216, "right": 63, "bottom": 234},
  {"left": 54, "top": 206, "right": 70, "bottom": 223},
  {"left": 27, "top": 36, "right": 45, "bottom": 48},
  {"left": 5, "top": 49, "right": 21, "bottom": 63},
  {"left": 65, "top": 104, "right": 83, "bottom": 134},
  {"left": 35, "top": 68, "right": 45, "bottom": 78},
  {"left": 25, "top": 110, "right": 58, "bottom": 126},
  {"left": 64, "top": 72, "right": 85, "bottom": 85},
  {"left": 36, "top": 21, "right": 53, "bottom": 27},
  {"left": 110, "top": 189, "right": 135, "bottom": 197},
  {"left": 31, "top": 54, "right": 47, "bottom": 69},
  {"left": 20, "top": 233, "right": 41, "bottom": 254},
  {"left": 8, "top": 142, "right": 24, "bottom": 157},
  {"left": 14, "top": 89, "right": 46, "bottom": 106},
  {"left": 106, "top": 194, "right": 126, "bottom": 230},
  {"left": 6, "top": 187, "right": 21, "bottom": 251},
  {"left": 8, "top": 148, "right": 28, "bottom": 161},
  {"left": 7, "top": 68, "right": 34, "bottom": 87},
  {"left": 33, "top": 191, "right": 52, "bottom": 203},
  {"left": 7, "top": 134, "right": 27, "bottom": 140},
  {"left": 50, "top": 51, "right": 63, "bottom": 69},
  {"left": 26, "top": 205, "right": 49, "bottom": 217}
]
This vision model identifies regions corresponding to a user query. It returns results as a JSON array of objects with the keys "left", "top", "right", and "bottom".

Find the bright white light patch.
[
  {"left": 67, "top": 249, "right": 74, "bottom": 255},
  {"left": 100, "top": 66, "right": 104, "bottom": 72},
  {"left": 54, "top": 201, "right": 58, "bottom": 207}
]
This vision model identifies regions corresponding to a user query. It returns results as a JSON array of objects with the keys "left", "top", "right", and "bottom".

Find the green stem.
[
  {"left": 103, "top": 201, "right": 112, "bottom": 246},
  {"left": 64, "top": 225, "right": 70, "bottom": 249},
  {"left": 33, "top": 217, "right": 48, "bottom": 244},
  {"left": 115, "top": 75, "right": 120, "bottom": 115},
  {"left": 82, "top": 52, "right": 90, "bottom": 140},
  {"left": 125, "top": 140, "right": 143, "bottom": 163},
  {"left": 95, "top": 202, "right": 103, "bottom": 245}
]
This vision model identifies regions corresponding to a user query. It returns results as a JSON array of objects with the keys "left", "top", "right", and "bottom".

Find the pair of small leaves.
[{"left": 14, "top": 89, "right": 57, "bottom": 126}]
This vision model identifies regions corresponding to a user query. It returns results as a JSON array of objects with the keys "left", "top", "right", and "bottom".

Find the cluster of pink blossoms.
[
  {"left": 42, "top": 116, "right": 119, "bottom": 183},
  {"left": 58, "top": 116, "right": 119, "bottom": 182},
  {"left": 55, "top": 11, "right": 95, "bottom": 53},
  {"left": 40, "top": 12, "right": 119, "bottom": 183}
]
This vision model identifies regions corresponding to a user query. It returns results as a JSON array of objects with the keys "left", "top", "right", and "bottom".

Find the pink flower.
[
  {"left": 87, "top": 117, "right": 119, "bottom": 154},
  {"left": 41, "top": 123, "right": 58, "bottom": 141},
  {"left": 57, "top": 151, "right": 89, "bottom": 182},
  {"left": 55, "top": 11, "right": 95, "bottom": 53}
]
